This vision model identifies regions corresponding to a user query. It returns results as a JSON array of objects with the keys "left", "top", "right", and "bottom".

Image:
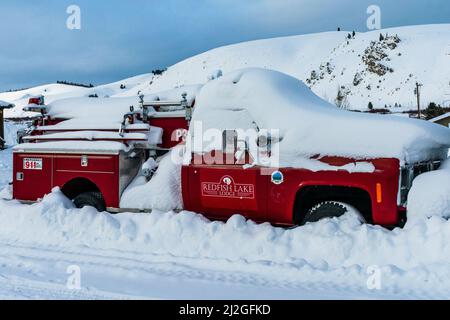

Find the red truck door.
[
  {"left": 185, "top": 130, "right": 268, "bottom": 222},
  {"left": 188, "top": 164, "right": 268, "bottom": 222}
]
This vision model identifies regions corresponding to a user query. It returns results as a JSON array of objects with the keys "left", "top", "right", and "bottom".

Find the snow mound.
[
  {"left": 120, "top": 146, "right": 184, "bottom": 211},
  {"left": 192, "top": 68, "right": 450, "bottom": 163},
  {"left": 407, "top": 160, "right": 450, "bottom": 222},
  {"left": 1, "top": 188, "right": 450, "bottom": 274}
]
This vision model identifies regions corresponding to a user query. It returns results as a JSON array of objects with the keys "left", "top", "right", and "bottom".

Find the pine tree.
[{"left": 368, "top": 102, "right": 374, "bottom": 110}]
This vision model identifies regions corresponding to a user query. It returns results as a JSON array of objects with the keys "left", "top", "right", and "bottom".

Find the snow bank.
[
  {"left": 2, "top": 188, "right": 450, "bottom": 274},
  {"left": 192, "top": 68, "right": 450, "bottom": 164},
  {"left": 120, "top": 146, "right": 184, "bottom": 211},
  {"left": 407, "top": 160, "right": 450, "bottom": 222}
]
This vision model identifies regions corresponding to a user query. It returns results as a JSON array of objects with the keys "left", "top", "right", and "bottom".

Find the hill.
[{"left": 2, "top": 24, "right": 450, "bottom": 117}]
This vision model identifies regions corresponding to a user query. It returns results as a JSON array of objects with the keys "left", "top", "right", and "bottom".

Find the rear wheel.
[
  {"left": 73, "top": 192, "right": 106, "bottom": 212},
  {"left": 302, "top": 201, "right": 365, "bottom": 225}
]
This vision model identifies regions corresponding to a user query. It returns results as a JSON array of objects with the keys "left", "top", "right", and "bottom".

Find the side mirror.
[
  {"left": 222, "top": 130, "right": 238, "bottom": 154},
  {"left": 257, "top": 134, "right": 272, "bottom": 155}
]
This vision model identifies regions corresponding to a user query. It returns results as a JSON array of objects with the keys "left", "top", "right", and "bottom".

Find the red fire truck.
[
  {"left": 14, "top": 94, "right": 192, "bottom": 212},
  {"left": 11, "top": 92, "right": 444, "bottom": 228}
]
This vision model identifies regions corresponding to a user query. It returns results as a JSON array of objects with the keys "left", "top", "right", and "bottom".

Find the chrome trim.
[{"left": 118, "top": 149, "right": 145, "bottom": 197}]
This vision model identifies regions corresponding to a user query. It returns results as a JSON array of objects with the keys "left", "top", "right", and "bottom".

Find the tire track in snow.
[{"left": 0, "top": 241, "right": 445, "bottom": 299}]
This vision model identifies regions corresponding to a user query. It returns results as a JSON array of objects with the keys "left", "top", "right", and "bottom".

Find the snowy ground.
[{"left": 1, "top": 123, "right": 450, "bottom": 299}]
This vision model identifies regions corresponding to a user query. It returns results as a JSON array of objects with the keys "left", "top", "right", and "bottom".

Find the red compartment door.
[{"left": 13, "top": 153, "right": 53, "bottom": 201}]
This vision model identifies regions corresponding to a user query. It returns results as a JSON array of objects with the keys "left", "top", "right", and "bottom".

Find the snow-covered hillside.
[
  {"left": 0, "top": 74, "right": 154, "bottom": 118},
  {"left": 2, "top": 24, "right": 450, "bottom": 118}
]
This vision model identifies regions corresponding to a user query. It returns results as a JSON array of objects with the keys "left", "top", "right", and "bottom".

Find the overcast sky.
[{"left": 0, "top": 0, "right": 449, "bottom": 91}]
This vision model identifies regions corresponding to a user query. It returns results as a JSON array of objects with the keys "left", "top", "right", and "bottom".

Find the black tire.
[
  {"left": 303, "top": 201, "right": 352, "bottom": 224},
  {"left": 73, "top": 192, "right": 106, "bottom": 212}
]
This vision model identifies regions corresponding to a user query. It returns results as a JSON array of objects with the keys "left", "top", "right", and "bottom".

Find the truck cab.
[
  {"left": 181, "top": 128, "right": 440, "bottom": 227},
  {"left": 179, "top": 68, "right": 450, "bottom": 228}
]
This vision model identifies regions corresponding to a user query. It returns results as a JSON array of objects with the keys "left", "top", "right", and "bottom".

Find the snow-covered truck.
[
  {"left": 13, "top": 93, "right": 193, "bottom": 212},
  {"left": 11, "top": 69, "right": 450, "bottom": 227}
]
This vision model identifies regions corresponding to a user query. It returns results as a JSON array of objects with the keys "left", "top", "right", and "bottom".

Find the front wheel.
[
  {"left": 73, "top": 192, "right": 106, "bottom": 212},
  {"left": 302, "top": 201, "right": 365, "bottom": 225}
]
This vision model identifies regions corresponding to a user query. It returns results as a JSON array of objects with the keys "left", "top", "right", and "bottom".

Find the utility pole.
[
  {"left": 415, "top": 82, "right": 423, "bottom": 119},
  {"left": 0, "top": 108, "right": 4, "bottom": 149}
]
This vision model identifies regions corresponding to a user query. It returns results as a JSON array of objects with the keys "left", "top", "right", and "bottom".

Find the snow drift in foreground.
[
  {"left": 3, "top": 123, "right": 450, "bottom": 297},
  {"left": 2, "top": 188, "right": 450, "bottom": 296},
  {"left": 191, "top": 68, "right": 450, "bottom": 164}
]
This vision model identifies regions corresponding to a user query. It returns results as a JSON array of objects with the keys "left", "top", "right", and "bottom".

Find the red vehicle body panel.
[
  {"left": 149, "top": 117, "right": 188, "bottom": 149},
  {"left": 182, "top": 155, "right": 401, "bottom": 226},
  {"left": 32, "top": 117, "right": 66, "bottom": 129},
  {"left": 28, "top": 97, "right": 44, "bottom": 106},
  {"left": 13, "top": 152, "right": 120, "bottom": 208}
]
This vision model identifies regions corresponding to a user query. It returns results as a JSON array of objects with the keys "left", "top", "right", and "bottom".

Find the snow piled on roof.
[
  {"left": 44, "top": 85, "right": 201, "bottom": 122},
  {"left": 430, "top": 112, "right": 450, "bottom": 123},
  {"left": 37, "top": 121, "right": 151, "bottom": 131},
  {"left": 13, "top": 141, "right": 128, "bottom": 153},
  {"left": 46, "top": 97, "right": 139, "bottom": 121},
  {"left": 192, "top": 68, "right": 450, "bottom": 163}
]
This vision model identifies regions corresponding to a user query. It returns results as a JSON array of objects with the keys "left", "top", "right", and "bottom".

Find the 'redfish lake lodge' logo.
[{"left": 201, "top": 176, "right": 255, "bottom": 199}]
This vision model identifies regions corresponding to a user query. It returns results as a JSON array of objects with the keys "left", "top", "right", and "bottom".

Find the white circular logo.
[{"left": 271, "top": 171, "right": 284, "bottom": 185}]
